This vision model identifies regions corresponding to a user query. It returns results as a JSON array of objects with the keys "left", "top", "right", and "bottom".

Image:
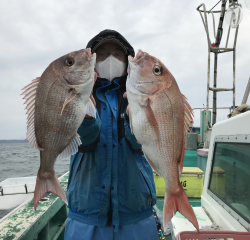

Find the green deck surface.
[{"left": 0, "top": 173, "right": 69, "bottom": 240}]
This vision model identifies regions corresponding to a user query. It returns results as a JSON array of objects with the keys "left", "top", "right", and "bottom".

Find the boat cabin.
[{"left": 170, "top": 111, "right": 250, "bottom": 240}]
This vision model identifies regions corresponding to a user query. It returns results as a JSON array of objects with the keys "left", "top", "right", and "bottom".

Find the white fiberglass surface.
[{"left": 0, "top": 176, "right": 36, "bottom": 187}]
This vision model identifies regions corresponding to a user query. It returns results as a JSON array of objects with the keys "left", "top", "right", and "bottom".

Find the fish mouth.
[
  {"left": 78, "top": 48, "right": 96, "bottom": 61},
  {"left": 128, "top": 50, "right": 147, "bottom": 77},
  {"left": 128, "top": 49, "right": 149, "bottom": 65},
  {"left": 86, "top": 48, "right": 96, "bottom": 60},
  {"left": 128, "top": 49, "right": 153, "bottom": 87},
  {"left": 128, "top": 50, "right": 154, "bottom": 94}
]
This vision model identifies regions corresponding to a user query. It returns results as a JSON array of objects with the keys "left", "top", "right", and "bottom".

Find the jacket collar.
[{"left": 94, "top": 74, "right": 127, "bottom": 90}]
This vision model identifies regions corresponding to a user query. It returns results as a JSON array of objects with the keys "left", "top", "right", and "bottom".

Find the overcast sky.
[{"left": 1, "top": 0, "right": 250, "bottom": 140}]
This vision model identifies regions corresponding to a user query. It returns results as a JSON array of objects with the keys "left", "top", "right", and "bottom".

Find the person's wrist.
[{"left": 85, "top": 114, "right": 94, "bottom": 119}]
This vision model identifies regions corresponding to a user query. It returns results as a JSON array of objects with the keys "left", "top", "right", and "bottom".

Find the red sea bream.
[
  {"left": 21, "top": 49, "right": 96, "bottom": 209},
  {"left": 126, "top": 50, "right": 199, "bottom": 231}
]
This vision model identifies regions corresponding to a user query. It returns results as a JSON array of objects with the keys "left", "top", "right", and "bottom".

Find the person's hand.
[
  {"left": 123, "top": 92, "right": 129, "bottom": 115},
  {"left": 85, "top": 73, "right": 97, "bottom": 119}
]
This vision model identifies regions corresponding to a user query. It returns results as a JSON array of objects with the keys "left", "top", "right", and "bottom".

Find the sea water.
[{"left": 0, "top": 143, "right": 70, "bottom": 219}]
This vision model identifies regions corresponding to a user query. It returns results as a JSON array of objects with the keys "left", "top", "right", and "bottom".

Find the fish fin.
[
  {"left": 61, "top": 89, "right": 77, "bottom": 115},
  {"left": 180, "top": 94, "right": 194, "bottom": 173},
  {"left": 33, "top": 170, "right": 67, "bottom": 210},
  {"left": 21, "top": 77, "right": 44, "bottom": 151},
  {"left": 57, "top": 134, "right": 82, "bottom": 160},
  {"left": 141, "top": 98, "right": 161, "bottom": 143},
  {"left": 163, "top": 182, "right": 199, "bottom": 232},
  {"left": 144, "top": 152, "right": 160, "bottom": 175},
  {"left": 84, "top": 98, "right": 96, "bottom": 118}
]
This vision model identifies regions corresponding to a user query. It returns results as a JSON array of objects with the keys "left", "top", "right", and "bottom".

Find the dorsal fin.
[
  {"left": 21, "top": 77, "right": 43, "bottom": 151},
  {"left": 179, "top": 94, "right": 194, "bottom": 174}
]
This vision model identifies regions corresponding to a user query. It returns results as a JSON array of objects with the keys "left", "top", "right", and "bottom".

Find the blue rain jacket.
[
  {"left": 66, "top": 76, "right": 157, "bottom": 232},
  {"left": 64, "top": 214, "right": 158, "bottom": 240}
]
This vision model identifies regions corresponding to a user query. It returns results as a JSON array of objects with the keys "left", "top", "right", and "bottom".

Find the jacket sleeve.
[
  {"left": 77, "top": 111, "right": 102, "bottom": 146},
  {"left": 124, "top": 111, "right": 142, "bottom": 150}
]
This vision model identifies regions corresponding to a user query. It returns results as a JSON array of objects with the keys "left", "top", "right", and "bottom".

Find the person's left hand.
[{"left": 123, "top": 92, "right": 129, "bottom": 115}]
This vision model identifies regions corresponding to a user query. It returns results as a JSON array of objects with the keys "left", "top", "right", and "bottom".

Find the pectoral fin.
[
  {"left": 61, "top": 89, "right": 77, "bottom": 115},
  {"left": 141, "top": 98, "right": 161, "bottom": 144}
]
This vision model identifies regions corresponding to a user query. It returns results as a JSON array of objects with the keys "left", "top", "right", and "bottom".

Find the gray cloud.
[{"left": 0, "top": 0, "right": 250, "bottom": 139}]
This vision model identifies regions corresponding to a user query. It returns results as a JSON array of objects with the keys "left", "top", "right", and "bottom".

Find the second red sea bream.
[{"left": 126, "top": 50, "right": 199, "bottom": 231}]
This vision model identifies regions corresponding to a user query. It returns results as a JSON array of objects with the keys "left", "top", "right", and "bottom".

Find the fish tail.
[
  {"left": 33, "top": 170, "right": 68, "bottom": 210},
  {"left": 163, "top": 183, "right": 199, "bottom": 232}
]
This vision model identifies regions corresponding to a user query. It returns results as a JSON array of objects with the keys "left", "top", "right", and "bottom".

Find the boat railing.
[{"left": 0, "top": 172, "right": 69, "bottom": 240}]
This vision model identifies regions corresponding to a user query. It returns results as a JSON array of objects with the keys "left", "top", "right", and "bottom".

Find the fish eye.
[
  {"left": 65, "top": 57, "right": 75, "bottom": 66},
  {"left": 153, "top": 65, "right": 162, "bottom": 76}
]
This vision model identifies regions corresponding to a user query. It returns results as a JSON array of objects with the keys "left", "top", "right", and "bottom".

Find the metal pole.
[
  {"left": 209, "top": 0, "right": 222, "bottom": 12},
  {"left": 241, "top": 77, "right": 250, "bottom": 104},
  {"left": 192, "top": 107, "right": 231, "bottom": 110},
  {"left": 212, "top": 53, "right": 218, "bottom": 125},
  {"left": 209, "top": 87, "right": 234, "bottom": 91},
  {"left": 206, "top": 50, "right": 210, "bottom": 128},
  {"left": 212, "top": 0, "right": 226, "bottom": 125},
  {"left": 197, "top": 4, "right": 211, "bottom": 129},
  {"left": 215, "top": 0, "right": 227, "bottom": 47},
  {"left": 233, "top": 25, "right": 239, "bottom": 110},
  {"left": 225, "top": 26, "right": 231, "bottom": 48}
]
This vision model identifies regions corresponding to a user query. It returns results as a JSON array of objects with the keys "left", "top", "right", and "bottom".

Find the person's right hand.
[{"left": 85, "top": 72, "right": 97, "bottom": 119}]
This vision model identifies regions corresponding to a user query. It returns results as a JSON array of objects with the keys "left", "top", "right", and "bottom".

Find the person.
[{"left": 64, "top": 29, "right": 158, "bottom": 240}]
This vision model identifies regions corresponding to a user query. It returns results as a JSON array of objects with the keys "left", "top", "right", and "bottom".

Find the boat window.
[{"left": 208, "top": 142, "right": 250, "bottom": 223}]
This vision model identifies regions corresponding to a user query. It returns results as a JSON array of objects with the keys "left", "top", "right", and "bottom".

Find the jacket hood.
[{"left": 86, "top": 29, "right": 135, "bottom": 57}]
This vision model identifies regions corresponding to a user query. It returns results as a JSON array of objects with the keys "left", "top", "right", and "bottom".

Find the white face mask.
[{"left": 95, "top": 55, "right": 126, "bottom": 82}]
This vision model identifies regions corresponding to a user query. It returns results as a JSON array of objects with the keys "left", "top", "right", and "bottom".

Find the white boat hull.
[
  {"left": 0, "top": 193, "right": 34, "bottom": 210},
  {"left": 0, "top": 176, "right": 36, "bottom": 210}
]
